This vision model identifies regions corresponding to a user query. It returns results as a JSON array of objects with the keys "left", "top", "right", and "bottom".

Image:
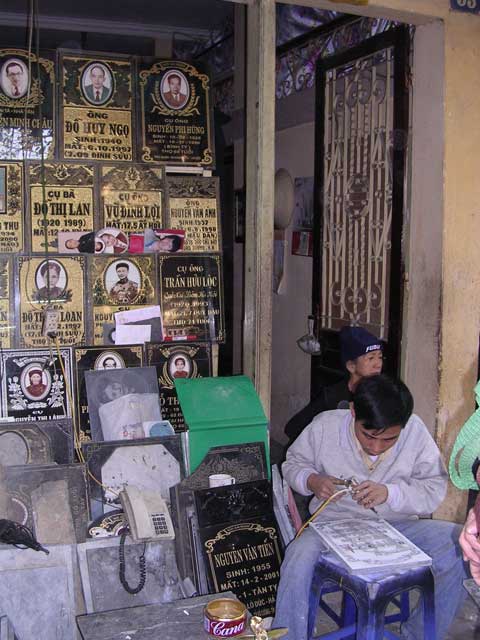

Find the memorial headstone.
[
  {"left": 194, "top": 480, "right": 283, "bottom": 618},
  {"left": 170, "top": 442, "right": 267, "bottom": 589}
]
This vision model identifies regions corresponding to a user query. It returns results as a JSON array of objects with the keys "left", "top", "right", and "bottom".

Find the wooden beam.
[{"left": 243, "top": 0, "right": 275, "bottom": 417}]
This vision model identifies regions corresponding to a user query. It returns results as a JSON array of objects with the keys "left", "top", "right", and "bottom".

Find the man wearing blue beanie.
[{"left": 284, "top": 325, "right": 383, "bottom": 445}]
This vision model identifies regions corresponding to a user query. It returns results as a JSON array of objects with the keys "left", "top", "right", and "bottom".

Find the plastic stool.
[{"left": 307, "top": 554, "right": 435, "bottom": 640}]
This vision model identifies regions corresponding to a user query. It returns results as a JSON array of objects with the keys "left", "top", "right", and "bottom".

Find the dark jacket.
[{"left": 284, "top": 378, "right": 352, "bottom": 445}]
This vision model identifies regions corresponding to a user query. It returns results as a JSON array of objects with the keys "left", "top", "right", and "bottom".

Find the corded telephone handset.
[
  {"left": 117, "top": 485, "right": 175, "bottom": 596},
  {"left": 119, "top": 485, "right": 175, "bottom": 541}
]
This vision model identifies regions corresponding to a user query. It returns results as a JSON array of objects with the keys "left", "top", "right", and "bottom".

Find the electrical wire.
[
  {"left": 295, "top": 488, "right": 350, "bottom": 539},
  {"left": 54, "top": 335, "right": 119, "bottom": 498}
]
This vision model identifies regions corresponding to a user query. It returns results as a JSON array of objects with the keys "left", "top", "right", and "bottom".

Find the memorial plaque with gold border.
[
  {"left": 74, "top": 345, "right": 144, "bottom": 441},
  {"left": 0, "top": 49, "right": 55, "bottom": 160},
  {"left": 90, "top": 254, "right": 156, "bottom": 344},
  {"left": 17, "top": 256, "right": 86, "bottom": 348},
  {"left": 26, "top": 161, "right": 96, "bottom": 253},
  {"left": 167, "top": 176, "right": 221, "bottom": 253},
  {"left": 139, "top": 59, "right": 214, "bottom": 167},
  {"left": 145, "top": 342, "right": 212, "bottom": 432},
  {"left": 100, "top": 163, "right": 165, "bottom": 235},
  {"left": 0, "top": 347, "right": 73, "bottom": 421},
  {"left": 59, "top": 51, "right": 134, "bottom": 162},
  {"left": 0, "top": 256, "right": 14, "bottom": 348},
  {"left": 158, "top": 253, "right": 224, "bottom": 342},
  {"left": 0, "top": 161, "right": 24, "bottom": 253}
]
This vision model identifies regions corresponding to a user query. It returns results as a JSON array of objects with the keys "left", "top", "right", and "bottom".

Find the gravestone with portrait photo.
[
  {"left": 74, "top": 345, "right": 144, "bottom": 441},
  {"left": 138, "top": 60, "right": 215, "bottom": 167},
  {"left": 26, "top": 161, "right": 96, "bottom": 253},
  {"left": 59, "top": 51, "right": 134, "bottom": 162},
  {"left": 145, "top": 342, "right": 212, "bottom": 432},
  {"left": 90, "top": 254, "right": 157, "bottom": 344},
  {"left": 84, "top": 365, "right": 160, "bottom": 442},
  {"left": 17, "top": 256, "right": 86, "bottom": 347},
  {"left": 0, "top": 49, "right": 55, "bottom": 160},
  {"left": 0, "top": 347, "right": 73, "bottom": 421},
  {"left": 0, "top": 161, "right": 24, "bottom": 254}
]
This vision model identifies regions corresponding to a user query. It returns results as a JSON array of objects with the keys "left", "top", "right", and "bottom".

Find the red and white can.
[{"left": 204, "top": 598, "right": 247, "bottom": 637}]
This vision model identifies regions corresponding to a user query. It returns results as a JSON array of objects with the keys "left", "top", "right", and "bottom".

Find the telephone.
[{"left": 119, "top": 485, "right": 175, "bottom": 542}]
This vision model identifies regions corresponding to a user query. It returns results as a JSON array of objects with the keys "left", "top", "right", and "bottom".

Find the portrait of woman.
[
  {"left": 169, "top": 354, "right": 191, "bottom": 380},
  {"left": 21, "top": 365, "right": 51, "bottom": 401}
]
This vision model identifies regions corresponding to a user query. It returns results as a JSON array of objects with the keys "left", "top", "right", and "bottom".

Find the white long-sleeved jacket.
[{"left": 282, "top": 410, "right": 448, "bottom": 521}]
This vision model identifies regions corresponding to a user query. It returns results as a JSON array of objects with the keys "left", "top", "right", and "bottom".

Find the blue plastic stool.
[{"left": 307, "top": 554, "right": 435, "bottom": 640}]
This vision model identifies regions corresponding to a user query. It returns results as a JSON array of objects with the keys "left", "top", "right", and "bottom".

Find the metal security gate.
[{"left": 312, "top": 28, "right": 409, "bottom": 391}]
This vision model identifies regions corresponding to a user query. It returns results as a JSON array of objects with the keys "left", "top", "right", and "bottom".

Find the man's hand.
[
  {"left": 460, "top": 508, "right": 480, "bottom": 585},
  {"left": 306, "top": 474, "right": 339, "bottom": 501},
  {"left": 352, "top": 481, "right": 388, "bottom": 509}
]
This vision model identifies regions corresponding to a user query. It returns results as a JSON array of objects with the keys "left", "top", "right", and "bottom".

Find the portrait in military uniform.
[
  {"left": 34, "top": 259, "right": 67, "bottom": 303},
  {"left": 104, "top": 259, "right": 140, "bottom": 305},
  {"left": 0, "top": 58, "right": 29, "bottom": 99},
  {"left": 161, "top": 71, "right": 189, "bottom": 110},
  {"left": 81, "top": 62, "right": 113, "bottom": 106}
]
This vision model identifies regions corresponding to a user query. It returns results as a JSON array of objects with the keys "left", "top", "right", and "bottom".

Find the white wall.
[{"left": 271, "top": 121, "right": 315, "bottom": 444}]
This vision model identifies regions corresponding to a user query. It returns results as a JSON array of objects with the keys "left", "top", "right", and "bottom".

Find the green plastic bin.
[{"left": 174, "top": 375, "right": 270, "bottom": 475}]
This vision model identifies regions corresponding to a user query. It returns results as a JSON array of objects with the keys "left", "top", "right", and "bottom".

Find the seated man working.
[
  {"left": 273, "top": 375, "right": 466, "bottom": 640},
  {"left": 285, "top": 326, "right": 383, "bottom": 445}
]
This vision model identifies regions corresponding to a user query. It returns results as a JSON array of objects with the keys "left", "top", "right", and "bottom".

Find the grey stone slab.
[
  {"left": 76, "top": 591, "right": 237, "bottom": 640},
  {"left": 3, "top": 463, "right": 89, "bottom": 544},
  {"left": 81, "top": 435, "right": 186, "bottom": 520},
  {"left": 0, "top": 544, "right": 78, "bottom": 640},
  {"left": 77, "top": 537, "right": 184, "bottom": 614},
  {"left": 0, "top": 418, "right": 74, "bottom": 465}
]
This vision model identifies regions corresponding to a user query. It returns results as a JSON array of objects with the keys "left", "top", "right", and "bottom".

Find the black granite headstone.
[
  {"left": 194, "top": 480, "right": 283, "bottom": 618},
  {"left": 169, "top": 442, "right": 267, "bottom": 591}
]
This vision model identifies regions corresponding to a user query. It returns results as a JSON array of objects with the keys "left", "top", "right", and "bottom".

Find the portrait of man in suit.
[
  {"left": 161, "top": 72, "right": 188, "bottom": 109},
  {"left": 1, "top": 59, "right": 29, "bottom": 99},
  {"left": 82, "top": 63, "right": 113, "bottom": 106}
]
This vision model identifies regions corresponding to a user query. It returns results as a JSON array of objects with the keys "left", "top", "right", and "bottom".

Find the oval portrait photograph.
[
  {"left": 94, "top": 351, "right": 125, "bottom": 370},
  {"left": 81, "top": 62, "right": 114, "bottom": 106},
  {"left": 161, "top": 70, "right": 189, "bottom": 110},
  {"left": 168, "top": 353, "right": 191, "bottom": 380},
  {"left": 104, "top": 259, "right": 142, "bottom": 305},
  {"left": 21, "top": 364, "right": 51, "bottom": 401},
  {"left": 1, "top": 58, "right": 29, "bottom": 99},
  {"left": 35, "top": 259, "right": 67, "bottom": 302}
]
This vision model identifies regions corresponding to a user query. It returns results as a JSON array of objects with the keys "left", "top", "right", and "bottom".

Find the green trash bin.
[{"left": 174, "top": 375, "right": 270, "bottom": 475}]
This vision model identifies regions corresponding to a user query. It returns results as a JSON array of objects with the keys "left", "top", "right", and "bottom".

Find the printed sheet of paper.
[{"left": 310, "top": 518, "right": 432, "bottom": 574}]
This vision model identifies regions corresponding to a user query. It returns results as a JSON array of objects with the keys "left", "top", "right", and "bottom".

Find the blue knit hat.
[{"left": 340, "top": 326, "right": 382, "bottom": 366}]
